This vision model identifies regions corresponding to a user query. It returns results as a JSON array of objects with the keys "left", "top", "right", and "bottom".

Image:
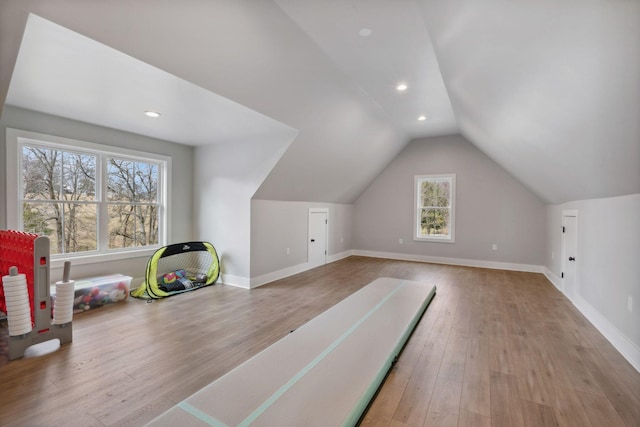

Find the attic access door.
[
  {"left": 308, "top": 208, "right": 328, "bottom": 268},
  {"left": 562, "top": 211, "right": 578, "bottom": 302}
]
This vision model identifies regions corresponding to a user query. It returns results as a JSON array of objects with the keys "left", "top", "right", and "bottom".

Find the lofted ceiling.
[
  {"left": 6, "top": 14, "right": 297, "bottom": 146},
  {"left": 1, "top": 0, "right": 638, "bottom": 205}
]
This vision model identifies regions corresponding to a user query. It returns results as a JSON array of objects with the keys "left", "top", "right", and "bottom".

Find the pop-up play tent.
[{"left": 131, "top": 241, "right": 220, "bottom": 299}]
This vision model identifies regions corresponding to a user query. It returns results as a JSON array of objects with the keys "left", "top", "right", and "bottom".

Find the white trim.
[
  {"left": 250, "top": 250, "right": 356, "bottom": 289},
  {"left": 251, "top": 261, "right": 313, "bottom": 289},
  {"left": 5, "top": 129, "right": 19, "bottom": 227},
  {"left": 545, "top": 270, "right": 640, "bottom": 373},
  {"left": 220, "top": 274, "right": 251, "bottom": 289},
  {"left": 50, "top": 248, "right": 156, "bottom": 269},
  {"left": 245, "top": 246, "right": 640, "bottom": 373},
  {"left": 543, "top": 268, "right": 563, "bottom": 292},
  {"left": 250, "top": 250, "right": 544, "bottom": 291},
  {"left": 573, "top": 294, "right": 640, "bottom": 372},
  {"left": 327, "top": 250, "right": 353, "bottom": 264},
  {"left": 5, "top": 127, "right": 171, "bottom": 261},
  {"left": 414, "top": 173, "right": 456, "bottom": 243},
  {"left": 561, "top": 210, "right": 578, "bottom": 300},
  {"left": 308, "top": 207, "right": 329, "bottom": 267},
  {"left": 353, "top": 250, "right": 544, "bottom": 273}
]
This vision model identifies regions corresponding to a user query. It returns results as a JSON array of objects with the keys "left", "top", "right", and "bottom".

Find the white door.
[
  {"left": 562, "top": 214, "right": 578, "bottom": 301},
  {"left": 308, "top": 210, "right": 328, "bottom": 268}
]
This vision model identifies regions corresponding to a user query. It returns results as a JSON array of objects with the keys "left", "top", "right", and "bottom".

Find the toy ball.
[
  {"left": 161, "top": 272, "right": 177, "bottom": 284},
  {"left": 195, "top": 273, "right": 208, "bottom": 283}
]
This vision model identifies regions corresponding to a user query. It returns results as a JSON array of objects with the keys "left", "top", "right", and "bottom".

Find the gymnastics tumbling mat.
[{"left": 147, "top": 277, "right": 436, "bottom": 427}]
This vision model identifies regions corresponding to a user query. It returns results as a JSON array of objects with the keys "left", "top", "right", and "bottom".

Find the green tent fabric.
[{"left": 131, "top": 241, "right": 220, "bottom": 299}]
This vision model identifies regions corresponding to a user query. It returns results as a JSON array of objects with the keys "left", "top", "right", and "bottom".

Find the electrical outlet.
[
  {"left": 551, "top": 251, "right": 555, "bottom": 260},
  {"left": 628, "top": 296, "right": 633, "bottom": 313},
  {"left": 492, "top": 243, "right": 498, "bottom": 251},
  {"left": 399, "top": 238, "right": 404, "bottom": 245},
  {"left": 340, "top": 237, "right": 344, "bottom": 244},
  {"left": 286, "top": 247, "right": 290, "bottom": 255}
]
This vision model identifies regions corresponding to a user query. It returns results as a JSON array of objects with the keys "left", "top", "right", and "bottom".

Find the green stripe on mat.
[
  {"left": 177, "top": 401, "right": 229, "bottom": 427},
  {"left": 341, "top": 284, "right": 436, "bottom": 426},
  {"left": 237, "top": 280, "right": 409, "bottom": 427}
]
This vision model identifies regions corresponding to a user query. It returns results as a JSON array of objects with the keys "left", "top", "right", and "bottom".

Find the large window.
[
  {"left": 7, "top": 129, "right": 169, "bottom": 260},
  {"left": 414, "top": 174, "right": 455, "bottom": 242}
]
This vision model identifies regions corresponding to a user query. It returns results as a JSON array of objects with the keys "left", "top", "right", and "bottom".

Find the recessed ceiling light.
[
  {"left": 396, "top": 83, "right": 408, "bottom": 92},
  {"left": 359, "top": 28, "right": 372, "bottom": 37},
  {"left": 144, "top": 111, "right": 161, "bottom": 118},
  {"left": 418, "top": 115, "right": 427, "bottom": 121}
]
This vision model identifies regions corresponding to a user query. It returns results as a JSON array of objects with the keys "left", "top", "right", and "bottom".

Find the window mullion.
[
  {"left": 98, "top": 154, "right": 109, "bottom": 252},
  {"left": 11, "top": 128, "right": 167, "bottom": 258}
]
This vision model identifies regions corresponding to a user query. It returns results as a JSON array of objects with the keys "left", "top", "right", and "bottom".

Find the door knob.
[{"left": 568, "top": 257, "right": 575, "bottom": 261}]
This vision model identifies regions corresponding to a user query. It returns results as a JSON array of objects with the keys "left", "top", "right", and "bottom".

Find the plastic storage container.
[{"left": 52, "top": 274, "right": 131, "bottom": 313}]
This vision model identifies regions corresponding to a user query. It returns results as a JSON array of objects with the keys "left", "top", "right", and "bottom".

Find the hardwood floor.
[{"left": 0, "top": 256, "right": 638, "bottom": 426}]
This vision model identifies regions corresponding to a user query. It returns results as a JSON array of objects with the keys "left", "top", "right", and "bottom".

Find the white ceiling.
[
  {"left": 275, "top": 0, "right": 457, "bottom": 139},
  {"left": 1, "top": 0, "right": 638, "bottom": 204},
  {"left": 6, "top": 14, "right": 297, "bottom": 146}
]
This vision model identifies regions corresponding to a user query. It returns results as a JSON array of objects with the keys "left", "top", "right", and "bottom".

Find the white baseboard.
[
  {"left": 231, "top": 252, "right": 640, "bottom": 373},
  {"left": 248, "top": 250, "right": 543, "bottom": 290},
  {"left": 352, "top": 250, "right": 544, "bottom": 273},
  {"left": 250, "top": 262, "right": 312, "bottom": 289},
  {"left": 327, "top": 250, "right": 354, "bottom": 263},
  {"left": 573, "top": 295, "right": 640, "bottom": 372},
  {"left": 543, "top": 268, "right": 563, "bottom": 292},
  {"left": 543, "top": 268, "right": 639, "bottom": 373},
  {"left": 220, "top": 274, "right": 250, "bottom": 289},
  {"left": 249, "top": 250, "right": 355, "bottom": 289}
]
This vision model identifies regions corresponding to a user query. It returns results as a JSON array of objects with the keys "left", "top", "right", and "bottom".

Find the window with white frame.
[
  {"left": 414, "top": 174, "right": 456, "bottom": 242},
  {"left": 6, "top": 129, "right": 169, "bottom": 259}
]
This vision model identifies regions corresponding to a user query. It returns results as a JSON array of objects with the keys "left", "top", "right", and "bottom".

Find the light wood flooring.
[{"left": 0, "top": 256, "right": 638, "bottom": 426}]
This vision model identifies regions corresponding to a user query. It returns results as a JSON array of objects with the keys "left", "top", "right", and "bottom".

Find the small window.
[
  {"left": 414, "top": 174, "right": 456, "bottom": 243},
  {"left": 7, "top": 128, "right": 169, "bottom": 260}
]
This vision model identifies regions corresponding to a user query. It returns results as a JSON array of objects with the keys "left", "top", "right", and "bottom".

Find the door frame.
[
  {"left": 561, "top": 209, "right": 578, "bottom": 301},
  {"left": 308, "top": 208, "right": 329, "bottom": 267}
]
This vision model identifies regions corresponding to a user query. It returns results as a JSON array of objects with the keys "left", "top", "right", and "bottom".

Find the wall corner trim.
[
  {"left": 543, "top": 268, "right": 563, "bottom": 292},
  {"left": 573, "top": 295, "right": 640, "bottom": 373},
  {"left": 352, "top": 250, "right": 544, "bottom": 273},
  {"left": 250, "top": 250, "right": 355, "bottom": 289},
  {"left": 220, "top": 274, "right": 251, "bottom": 289}
]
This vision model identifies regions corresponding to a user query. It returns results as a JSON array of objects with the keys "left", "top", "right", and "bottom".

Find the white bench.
[{"left": 147, "top": 277, "right": 436, "bottom": 426}]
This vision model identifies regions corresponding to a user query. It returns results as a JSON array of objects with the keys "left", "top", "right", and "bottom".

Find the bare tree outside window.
[
  {"left": 107, "top": 158, "right": 159, "bottom": 249},
  {"left": 415, "top": 174, "right": 456, "bottom": 242},
  {"left": 20, "top": 143, "right": 161, "bottom": 256},
  {"left": 22, "top": 146, "right": 97, "bottom": 254}
]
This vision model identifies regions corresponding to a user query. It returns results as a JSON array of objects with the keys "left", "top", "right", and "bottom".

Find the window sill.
[
  {"left": 50, "top": 247, "right": 158, "bottom": 269},
  {"left": 413, "top": 237, "right": 455, "bottom": 244}
]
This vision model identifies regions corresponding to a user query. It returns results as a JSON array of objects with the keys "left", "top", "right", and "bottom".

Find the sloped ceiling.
[
  {"left": 6, "top": 15, "right": 298, "bottom": 147},
  {"left": 1, "top": 0, "right": 638, "bottom": 205},
  {"left": 419, "top": 0, "right": 640, "bottom": 204}
]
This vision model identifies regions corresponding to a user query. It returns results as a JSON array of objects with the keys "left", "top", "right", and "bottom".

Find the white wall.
[
  {"left": 0, "top": 0, "right": 407, "bottom": 206},
  {"left": 353, "top": 134, "right": 546, "bottom": 269},
  {"left": 545, "top": 194, "right": 640, "bottom": 370},
  {"left": 0, "top": 105, "right": 194, "bottom": 281},
  {"left": 250, "top": 200, "right": 353, "bottom": 284},
  {"left": 193, "top": 135, "right": 294, "bottom": 288}
]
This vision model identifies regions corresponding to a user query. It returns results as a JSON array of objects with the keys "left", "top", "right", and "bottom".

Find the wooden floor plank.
[
  {"left": 520, "top": 399, "right": 559, "bottom": 427},
  {"left": 490, "top": 371, "right": 525, "bottom": 427},
  {"left": 1, "top": 256, "right": 638, "bottom": 427},
  {"left": 460, "top": 336, "right": 491, "bottom": 417}
]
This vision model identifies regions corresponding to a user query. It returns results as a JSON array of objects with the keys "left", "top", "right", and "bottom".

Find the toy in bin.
[
  {"left": 158, "top": 269, "right": 208, "bottom": 292},
  {"left": 51, "top": 274, "right": 132, "bottom": 313}
]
